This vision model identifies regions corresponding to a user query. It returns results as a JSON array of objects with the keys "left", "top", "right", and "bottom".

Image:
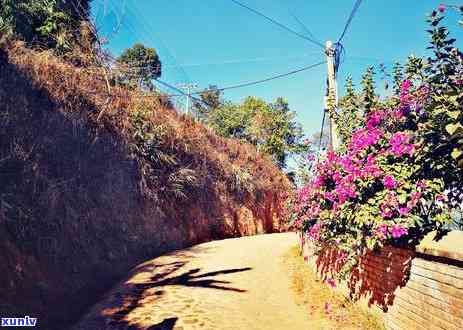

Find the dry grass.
[
  {"left": 2, "top": 41, "right": 291, "bottom": 205},
  {"left": 284, "top": 246, "right": 385, "bottom": 330}
]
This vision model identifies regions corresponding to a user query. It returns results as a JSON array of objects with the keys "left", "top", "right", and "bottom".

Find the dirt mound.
[{"left": 0, "top": 43, "right": 291, "bottom": 329}]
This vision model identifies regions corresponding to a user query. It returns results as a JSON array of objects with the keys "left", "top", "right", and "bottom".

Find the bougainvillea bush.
[{"left": 294, "top": 5, "right": 463, "bottom": 278}]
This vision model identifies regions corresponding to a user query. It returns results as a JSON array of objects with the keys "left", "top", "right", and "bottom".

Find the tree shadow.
[
  {"left": 146, "top": 317, "right": 178, "bottom": 330},
  {"left": 104, "top": 260, "right": 251, "bottom": 329},
  {"left": 315, "top": 245, "right": 414, "bottom": 312}
]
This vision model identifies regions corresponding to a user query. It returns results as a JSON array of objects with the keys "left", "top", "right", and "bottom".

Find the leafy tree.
[
  {"left": 208, "top": 97, "right": 258, "bottom": 140},
  {"left": 293, "top": 5, "right": 463, "bottom": 280},
  {"left": 378, "top": 63, "right": 391, "bottom": 91},
  {"left": 116, "top": 43, "right": 162, "bottom": 91},
  {"left": 392, "top": 62, "right": 404, "bottom": 96},
  {"left": 248, "top": 97, "right": 308, "bottom": 168},
  {"left": 338, "top": 76, "right": 362, "bottom": 143},
  {"left": 361, "top": 66, "right": 377, "bottom": 114},
  {"left": 0, "top": 0, "right": 91, "bottom": 53},
  {"left": 206, "top": 96, "right": 308, "bottom": 168},
  {"left": 192, "top": 85, "right": 222, "bottom": 123}
]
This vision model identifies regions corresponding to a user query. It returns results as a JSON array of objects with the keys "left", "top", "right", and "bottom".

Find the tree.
[
  {"left": 0, "top": 0, "right": 91, "bottom": 54},
  {"left": 392, "top": 62, "right": 404, "bottom": 96},
  {"left": 192, "top": 85, "right": 222, "bottom": 123},
  {"left": 250, "top": 97, "right": 308, "bottom": 168},
  {"left": 116, "top": 43, "right": 162, "bottom": 90},
  {"left": 206, "top": 96, "right": 308, "bottom": 168},
  {"left": 338, "top": 76, "right": 362, "bottom": 143},
  {"left": 361, "top": 66, "right": 377, "bottom": 114}
]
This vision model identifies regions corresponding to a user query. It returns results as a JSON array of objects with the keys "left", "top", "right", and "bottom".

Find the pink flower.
[
  {"left": 349, "top": 128, "right": 383, "bottom": 152},
  {"left": 417, "top": 180, "right": 427, "bottom": 190},
  {"left": 366, "top": 112, "right": 382, "bottom": 129},
  {"left": 374, "top": 224, "right": 389, "bottom": 240},
  {"left": 381, "top": 207, "right": 394, "bottom": 219},
  {"left": 307, "top": 154, "right": 316, "bottom": 162},
  {"left": 407, "top": 191, "right": 422, "bottom": 208},
  {"left": 389, "top": 132, "right": 414, "bottom": 157},
  {"left": 436, "top": 194, "right": 448, "bottom": 202},
  {"left": 324, "top": 191, "right": 336, "bottom": 202},
  {"left": 327, "top": 151, "right": 338, "bottom": 162},
  {"left": 324, "top": 302, "right": 332, "bottom": 315},
  {"left": 325, "top": 278, "right": 337, "bottom": 288},
  {"left": 308, "top": 222, "right": 323, "bottom": 241},
  {"left": 313, "top": 176, "right": 325, "bottom": 188},
  {"left": 401, "top": 80, "right": 412, "bottom": 91},
  {"left": 399, "top": 207, "right": 411, "bottom": 216},
  {"left": 438, "top": 4, "right": 446, "bottom": 12},
  {"left": 390, "top": 225, "right": 408, "bottom": 239},
  {"left": 383, "top": 175, "right": 398, "bottom": 190},
  {"left": 298, "top": 186, "right": 310, "bottom": 202},
  {"left": 333, "top": 171, "right": 342, "bottom": 183}
]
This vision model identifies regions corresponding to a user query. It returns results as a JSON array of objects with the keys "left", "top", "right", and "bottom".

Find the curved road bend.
[{"left": 72, "top": 232, "right": 313, "bottom": 330}]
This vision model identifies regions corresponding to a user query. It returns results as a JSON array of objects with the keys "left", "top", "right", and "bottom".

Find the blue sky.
[{"left": 91, "top": 0, "right": 463, "bottom": 138}]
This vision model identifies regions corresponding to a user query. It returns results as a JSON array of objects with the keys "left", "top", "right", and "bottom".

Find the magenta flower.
[
  {"left": 416, "top": 180, "right": 427, "bottom": 191},
  {"left": 327, "top": 151, "right": 338, "bottom": 162},
  {"left": 325, "top": 278, "right": 337, "bottom": 288},
  {"left": 399, "top": 207, "right": 411, "bottom": 216},
  {"left": 390, "top": 225, "right": 408, "bottom": 239},
  {"left": 381, "top": 208, "right": 394, "bottom": 219},
  {"left": 313, "top": 175, "right": 325, "bottom": 188},
  {"left": 436, "top": 194, "right": 447, "bottom": 202},
  {"left": 438, "top": 4, "right": 446, "bottom": 12},
  {"left": 401, "top": 80, "right": 412, "bottom": 92},
  {"left": 366, "top": 111, "right": 383, "bottom": 129},
  {"left": 324, "top": 302, "right": 332, "bottom": 315},
  {"left": 308, "top": 222, "right": 323, "bottom": 241},
  {"left": 374, "top": 224, "right": 389, "bottom": 240},
  {"left": 333, "top": 171, "right": 342, "bottom": 183},
  {"left": 383, "top": 175, "right": 398, "bottom": 190},
  {"left": 389, "top": 132, "right": 414, "bottom": 157},
  {"left": 324, "top": 191, "right": 336, "bottom": 202}
]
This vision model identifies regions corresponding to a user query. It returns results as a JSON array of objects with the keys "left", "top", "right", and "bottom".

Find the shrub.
[{"left": 294, "top": 5, "right": 463, "bottom": 279}]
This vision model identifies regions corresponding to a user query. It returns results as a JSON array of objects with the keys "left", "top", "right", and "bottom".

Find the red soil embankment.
[{"left": 0, "top": 44, "right": 291, "bottom": 329}]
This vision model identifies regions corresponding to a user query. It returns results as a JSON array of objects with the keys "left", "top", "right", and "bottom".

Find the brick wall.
[{"left": 300, "top": 231, "right": 463, "bottom": 330}]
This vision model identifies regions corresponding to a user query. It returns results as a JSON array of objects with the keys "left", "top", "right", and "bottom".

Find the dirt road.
[{"left": 72, "top": 233, "right": 313, "bottom": 330}]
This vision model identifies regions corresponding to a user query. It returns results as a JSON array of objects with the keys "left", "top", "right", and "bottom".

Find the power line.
[
  {"left": 167, "top": 60, "right": 326, "bottom": 97},
  {"left": 123, "top": 4, "right": 192, "bottom": 85},
  {"left": 229, "top": 0, "right": 325, "bottom": 49},
  {"left": 337, "top": 0, "right": 363, "bottom": 43},
  {"left": 154, "top": 79, "right": 210, "bottom": 107},
  {"left": 289, "top": 12, "right": 323, "bottom": 47}
]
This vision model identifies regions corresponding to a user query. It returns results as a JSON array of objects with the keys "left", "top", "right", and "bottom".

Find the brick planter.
[{"left": 300, "top": 231, "right": 463, "bottom": 330}]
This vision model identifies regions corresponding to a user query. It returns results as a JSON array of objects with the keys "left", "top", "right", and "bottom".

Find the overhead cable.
[{"left": 230, "top": 0, "right": 325, "bottom": 49}]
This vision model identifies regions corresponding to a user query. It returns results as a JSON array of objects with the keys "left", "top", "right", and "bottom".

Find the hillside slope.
[{"left": 0, "top": 43, "right": 291, "bottom": 329}]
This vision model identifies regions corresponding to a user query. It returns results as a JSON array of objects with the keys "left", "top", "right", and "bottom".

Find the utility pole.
[
  {"left": 325, "top": 40, "right": 341, "bottom": 150},
  {"left": 178, "top": 83, "right": 198, "bottom": 115}
]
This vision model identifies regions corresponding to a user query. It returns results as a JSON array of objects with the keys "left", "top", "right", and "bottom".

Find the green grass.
[{"left": 284, "top": 246, "right": 385, "bottom": 330}]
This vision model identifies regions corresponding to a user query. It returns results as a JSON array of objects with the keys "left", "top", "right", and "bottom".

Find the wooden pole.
[{"left": 325, "top": 40, "right": 341, "bottom": 150}]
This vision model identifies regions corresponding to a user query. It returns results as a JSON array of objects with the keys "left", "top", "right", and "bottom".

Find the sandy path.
[{"left": 72, "top": 233, "right": 312, "bottom": 330}]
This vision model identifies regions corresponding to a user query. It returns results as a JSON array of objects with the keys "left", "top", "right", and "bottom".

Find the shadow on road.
[
  {"left": 146, "top": 317, "right": 178, "bottom": 330},
  {"left": 103, "top": 259, "right": 252, "bottom": 329}
]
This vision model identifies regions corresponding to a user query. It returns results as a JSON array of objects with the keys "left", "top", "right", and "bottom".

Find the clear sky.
[{"left": 91, "top": 0, "right": 463, "bottom": 137}]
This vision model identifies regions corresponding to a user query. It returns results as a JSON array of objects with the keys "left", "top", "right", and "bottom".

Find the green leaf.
[
  {"left": 451, "top": 148, "right": 463, "bottom": 160},
  {"left": 448, "top": 111, "right": 461, "bottom": 120},
  {"left": 445, "top": 122, "right": 463, "bottom": 135}
]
